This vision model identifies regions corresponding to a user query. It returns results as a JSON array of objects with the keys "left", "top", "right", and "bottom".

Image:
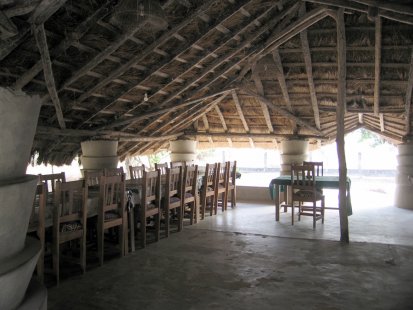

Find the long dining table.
[{"left": 269, "top": 175, "right": 353, "bottom": 221}]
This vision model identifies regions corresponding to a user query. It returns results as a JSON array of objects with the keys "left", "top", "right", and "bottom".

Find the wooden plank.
[
  {"left": 231, "top": 90, "right": 249, "bottom": 131},
  {"left": 299, "top": 4, "right": 321, "bottom": 129},
  {"left": 358, "top": 113, "right": 363, "bottom": 124},
  {"left": 14, "top": 1, "right": 115, "bottom": 90},
  {"left": 374, "top": 16, "right": 382, "bottom": 115},
  {"left": 405, "top": 50, "right": 413, "bottom": 134},
  {"left": 33, "top": 24, "right": 65, "bottom": 129},
  {"left": 185, "top": 132, "right": 325, "bottom": 140},
  {"left": 352, "top": 0, "right": 413, "bottom": 16},
  {"left": 336, "top": 8, "right": 349, "bottom": 243}
]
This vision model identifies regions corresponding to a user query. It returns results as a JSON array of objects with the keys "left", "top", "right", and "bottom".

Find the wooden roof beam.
[
  {"left": 252, "top": 71, "right": 274, "bottom": 133},
  {"left": 214, "top": 105, "right": 233, "bottom": 146},
  {"left": 241, "top": 87, "right": 323, "bottom": 135},
  {"left": 299, "top": 3, "right": 321, "bottom": 130},
  {"left": 231, "top": 90, "right": 249, "bottom": 132},
  {"left": 34, "top": 24, "right": 65, "bottom": 129},
  {"left": 74, "top": 0, "right": 254, "bottom": 126},
  {"left": 304, "top": 0, "right": 413, "bottom": 25},
  {"left": 373, "top": 16, "right": 382, "bottom": 115},
  {"left": 272, "top": 49, "right": 292, "bottom": 111},
  {"left": 14, "top": 1, "right": 113, "bottom": 89},
  {"left": 186, "top": 132, "right": 325, "bottom": 140},
  {"left": 404, "top": 50, "right": 413, "bottom": 135}
]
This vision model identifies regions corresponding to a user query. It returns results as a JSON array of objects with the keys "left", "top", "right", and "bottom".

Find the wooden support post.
[
  {"left": 336, "top": 8, "right": 349, "bottom": 243},
  {"left": 405, "top": 50, "right": 413, "bottom": 135},
  {"left": 33, "top": 24, "right": 65, "bottom": 129},
  {"left": 379, "top": 113, "right": 385, "bottom": 132},
  {"left": 374, "top": 16, "right": 382, "bottom": 115}
]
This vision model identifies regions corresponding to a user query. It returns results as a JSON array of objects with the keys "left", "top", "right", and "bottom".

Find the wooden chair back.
[
  {"left": 39, "top": 172, "right": 66, "bottom": 196},
  {"left": 129, "top": 164, "right": 145, "bottom": 179},
  {"left": 104, "top": 167, "right": 124, "bottom": 177},
  {"left": 164, "top": 166, "right": 183, "bottom": 237},
  {"left": 214, "top": 162, "right": 230, "bottom": 213},
  {"left": 303, "top": 161, "right": 323, "bottom": 176},
  {"left": 155, "top": 162, "right": 168, "bottom": 175},
  {"left": 140, "top": 169, "right": 161, "bottom": 247},
  {"left": 28, "top": 183, "right": 47, "bottom": 283},
  {"left": 98, "top": 174, "right": 126, "bottom": 265},
  {"left": 182, "top": 165, "right": 198, "bottom": 225},
  {"left": 170, "top": 161, "right": 185, "bottom": 168},
  {"left": 83, "top": 170, "right": 104, "bottom": 187},
  {"left": 200, "top": 163, "right": 217, "bottom": 219},
  {"left": 53, "top": 179, "right": 87, "bottom": 283}
]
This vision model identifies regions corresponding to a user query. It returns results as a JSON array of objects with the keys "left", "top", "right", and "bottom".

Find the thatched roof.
[{"left": 1, "top": 0, "right": 413, "bottom": 165}]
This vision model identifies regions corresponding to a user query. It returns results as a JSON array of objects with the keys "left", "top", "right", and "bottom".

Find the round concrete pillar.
[
  {"left": 169, "top": 140, "right": 197, "bottom": 162},
  {"left": 395, "top": 143, "right": 413, "bottom": 209},
  {"left": 81, "top": 140, "right": 119, "bottom": 171},
  {"left": 0, "top": 88, "right": 44, "bottom": 310},
  {"left": 279, "top": 139, "right": 308, "bottom": 176}
]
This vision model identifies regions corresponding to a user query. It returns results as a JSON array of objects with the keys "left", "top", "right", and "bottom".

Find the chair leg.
[
  {"left": 52, "top": 243, "right": 59, "bottom": 284},
  {"left": 155, "top": 213, "right": 160, "bottom": 242},
  {"left": 291, "top": 203, "right": 294, "bottom": 225},
  {"left": 81, "top": 231, "right": 86, "bottom": 274},
  {"left": 141, "top": 214, "right": 146, "bottom": 248},
  {"left": 98, "top": 222, "right": 104, "bottom": 266},
  {"left": 119, "top": 224, "right": 125, "bottom": 257},
  {"left": 177, "top": 206, "right": 183, "bottom": 232},
  {"left": 322, "top": 197, "right": 325, "bottom": 224},
  {"left": 313, "top": 202, "right": 316, "bottom": 229},
  {"left": 165, "top": 208, "right": 170, "bottom": 238}
]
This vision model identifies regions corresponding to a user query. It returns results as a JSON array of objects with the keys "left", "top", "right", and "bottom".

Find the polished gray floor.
[{"left": 47, "top": 181, "right": 413, "bottom": 310}]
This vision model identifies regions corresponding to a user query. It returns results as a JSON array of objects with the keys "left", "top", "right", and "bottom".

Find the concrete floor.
[{"left": 47, "top": 186, "right": 413, "bottom": 310}]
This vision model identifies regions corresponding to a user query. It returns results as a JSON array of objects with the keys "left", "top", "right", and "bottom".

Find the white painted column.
[
  {"left": 279, "top": 139, "right": 308, "bottom": 205},
  {"left": 169, "top": 140, "right": 197, "bottom": 163},
  {"left": 80, "top": 140, "right": 119, "bottom": 173},
  {"left": 395, "top": 143, "right": 413, "bottom": 209},
  {"left": 0, "top": 88, "right": 46, "bottom": 310}
]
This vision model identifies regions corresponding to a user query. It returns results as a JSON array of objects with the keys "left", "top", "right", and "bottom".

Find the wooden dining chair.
[
  {"left": 214, "top": 162, "right": 230, "bottom": 214},
  {"left": 129, "top": 164, "right": 145, "bottom": 180},
  {"left": 83, "top": 170, "right": 104, "bottom": 187},
  {"left": 182, "top": 165, "right": 198, "bottom": 225},
  {"left": 155, "top": 162, "right": 168, "bottom": 175},
  {"left": 163, "top": 166, "right": 183, "bottom": 237},
  {"left": 200, "top": 163, "right": 218, "bottom": 219},
  {"left": 98, "top": 173, "right": 127, "bottom": 265},
  {"left": 291, "top": 164, "right": 325, "bottom": 228},
  {"left": 139, "top": 169, "right": 161, "bottom": 248},
  {"left": 227, "top": 161, "right": 237, "bottom": 208},
  {"left": 104, "top": 167, "right": 124, "bottom": 177},
  {"left": 28, "top": 182, "right": 47, "bottom": 283},
  {"left": 39, "top": 172, "right": 66, "bottom": 203},
  {"left": 53, "top": 179, "right": 87, "bottom": 284}
]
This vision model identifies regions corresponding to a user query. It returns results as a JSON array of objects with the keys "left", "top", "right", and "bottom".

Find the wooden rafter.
[
  {"left": 272, "top": 49, "right": 292, "bottom": 111},
  {"left": 214, "top": 105, "right": 233, "bottom": 147},
  {"left": 14, "top": 1, "right": 115, "bottom": 91},
  {"left": 72, "top": 0, "right": 259, "bottom": 126},
  {"left": 304, "top": 0, "right": 413, "bottom": 25},
  {"left": 186, "top": 132, "right": 325, "bottom": 140},
  {"left": 374, "top": 16, "right": 382, "bottom": 115},
  {"left": 336, "top": 8, "right": 349, "bottom": 243},
  {"left": 252, "top": 69, "right": 274, "bottom": 133},
  {"left": 241, "top": 87, "right": 324, "bottom": 135},
  {"left": 231, "top": 90, "right": 249, "bottom": 132},
  {"left": 405, "top": 50, "right": 413, "bottom": 135},
  {"left": 33, "top": 24, "right": 65, "bottom": 129},
  {"left": 129, "top": 93, "right": 229, "bottom": 157},
  {"left": 299, "top": 3, "right": 321, "bottom": 130},
  {"left": 0, "top": 0, "right": 67, "bottom": 61},
  {"left": 202, "top": 115, "right": 210, "bottom": 131},
  {"left": 379, "top": 113, "right": 385, "bottom": 132}
]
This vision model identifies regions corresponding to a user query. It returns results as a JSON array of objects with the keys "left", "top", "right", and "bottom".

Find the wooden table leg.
[
  {"left": 275, "top": 184, "right": 280, "bottom": 221},
  {"left": 128, "top": 209, "right": 135, "bottom": 253}
]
